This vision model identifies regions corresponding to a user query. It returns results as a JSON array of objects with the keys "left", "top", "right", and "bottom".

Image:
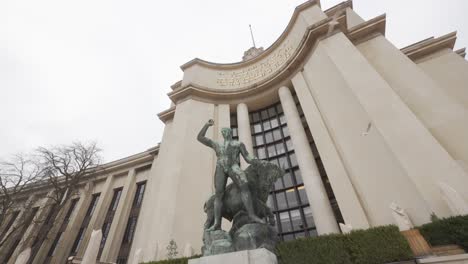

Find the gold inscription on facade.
[{"left": 216, "top": 42, "right": 294, "bottom": 87}]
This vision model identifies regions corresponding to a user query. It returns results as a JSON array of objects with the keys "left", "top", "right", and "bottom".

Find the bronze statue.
[{"left": 197, "top": 119, "right": 264, "bottom": 231}]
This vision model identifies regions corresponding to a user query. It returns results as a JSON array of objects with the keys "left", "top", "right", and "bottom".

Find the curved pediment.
[{"left": 179, "top": 0, "right": 335, "bottom": 92}]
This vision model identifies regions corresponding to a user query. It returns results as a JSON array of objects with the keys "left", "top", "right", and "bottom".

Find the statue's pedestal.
[{"left": 189, "top": 248, "right": 277, "bottom": 264}]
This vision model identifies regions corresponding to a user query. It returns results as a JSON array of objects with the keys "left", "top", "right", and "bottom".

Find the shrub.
[
  {"left": 141, "top": 255, "right": 201, "bottom": 264},
  {"left": 419, "top": 215, "right": 468, "bottom": 251},
  {"left": 277, "top": 233, "right": 352, "bottom": 264},
  {"left": 277, "top": 225, "right": 412, "bottom": 264},
  {"left": 347, "top": 225, "right": 413, "bottom": 264}
]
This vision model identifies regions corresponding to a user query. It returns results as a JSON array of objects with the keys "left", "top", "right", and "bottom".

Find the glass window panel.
[
  {"left": 298, "top": 186, "right": 307, "bottom": 204},
  {"left": 267, "top": 145, "right": 277, "bottom": 158},
  {"left": 278, "top": 156, "right": 288, "bottom": 169},
  {"left": 308, "top": 229, "right": 318, "bottom": 237},
  {"left": 252, "top": 113, "right": 260, "bottom": 123},
  {"left": 282, "top": 126, "right": 289, "bottom": 137},
  {"left": 254, "top": 123, "right": 262, "bottom": 133},
  {"left": 276, "top": 192, "right": 288, "bottom": 210},
  {"left": 270, "top": 118, "right": 279, "bottom": 128},
  {"left": 294, "top": 169, "right": 303, "bottom": 185},
  {"left": 265, "top": 131, "right": 273, "bottom": 144},
  {"left": 279, "top": 212, "right": 292, "bottom": 233},
  {"left": 283, "top": 172, "right": 293, "bottom": 188},
  {"left": 261, "top": 110, "right": 269, "bottom": 120},
  {"left": 257, "top": 147, "right": 266, "bottom": 159},
  {"left": 231, "top": 116, "right": 237, "bottom": 126},
  {"left": 271, "top": 158, "right": 280, "bottom": 167},
  {"left": 286, "top": 188, "right": 299, "bottom": 208},
  {"left": 263, "top": 120, "right": 271, "bottom": 130},
  {"left": 289, "top": 153, "right": 298, "bottom": 167},
  {"left": 268, "top": 107, "right": 276, "bottom": 117},
  {"left": 303, "top": 206, "right": 315, "bottom": 228},
  {"left": 276, "top": 104, "right": 283, "bottom": 114},
  {"left": 279, "top": 114, "right": 286, "bottom": 125},
  {"left": 283, "top": 233, "right": 294, "bottom": 241},
  {"left": 276, "top": 143, "right": 286, "bottom": 155},
  {"left": 273, "top": 129, "right": 282, "bottom": 141},
  {"left": 274, "top": 178, "right": 284, "bottom": 190},
  {"left": 290, "top": 209, "right": 304, "bottom": 231},
  {"left": 255, "top": 135, "right": 264, "bottom": 146},
  {"left": 295, "top": 232, "right": 306, "bottom": 239},
  {"left": 286, "top": 139, "right": 293, "bottom": 151},
  {"left": 232, "top": 128, "right": 238, "bottom": 137}
]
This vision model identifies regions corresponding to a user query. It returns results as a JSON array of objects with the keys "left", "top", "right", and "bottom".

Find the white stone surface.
[
  {"left": 237, "top": 103, "right": 254, "bottom": 169},
  {"left": 189, "top": 248, "right": 277, "bottom": 264},
  {"left": 339, "top": 223, "right": 353, "bottom": 234},
  {"left": 82, "top": 229, "right": 102, "bottom": 264},
  {"left": 291, "top": 71, "right": 370, "bottom": 230},
  {"left": 130, "top": 248, "right": 142, "bottom": 264},
  {"left": 417, "top": 254, "right": 468, "bottom": 264},
  {"left": 184, "top": 243, "right": 194, "bottom": 257},
  {"left": 14, "top": 247, "right": 31, "bottom": 264},
  {"left": 439, "top": 182, "right": 468, "bottom": 215},
  {"left": 390, "top": 202, "right": 414, "bottom": 231}
]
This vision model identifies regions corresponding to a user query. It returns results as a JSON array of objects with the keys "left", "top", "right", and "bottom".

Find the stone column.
[
  {"left": 237, "top": 103, "right": 254, "bottom": 169},
  {"left": 52, "top": 182, "right": 95, "bottom": 263},
  {"left": 77, "top": 175, "right": 114, "bottom": 257},
  {"left": 101, "top": 169, "right": 137, "bottom": 262},
  {"left": 82, "top": 229, "right": 102, "bottom": 264},
  {"left": 278, "top": 86, "right": 339, "bottom": 235}
]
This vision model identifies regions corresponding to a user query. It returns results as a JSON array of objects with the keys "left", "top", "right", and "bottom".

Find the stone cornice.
[
  {"left": 170, "top": 80, "right": 182, "bottom": 91},
  {"left": 346, "top": 14, "right": 386, "bottom": 43},
  {"left": 401, "top": 32, "right": 457, "bottom": 61},
  {"left": 179, "top": 0, "right": 321, "bottom": 71},
  {"left": 455, "top": 48, "right": 466, "bottom": 58},
  {"left": 324, "top": 0, "right": 352, "bottom": 17},
  {"left": 157, "top": 106, "right": 176, "bottom": 123}
]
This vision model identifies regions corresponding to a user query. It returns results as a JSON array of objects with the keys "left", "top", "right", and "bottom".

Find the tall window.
[
  {"left": 45, "top": 198, "right": 80, "bottom": 262},
  {"left": 5, "top": 207, "right": 39, "bottom": 263},
  {"left": 116, "top": 181, "right": 147, "bottom": 264},
  {"left": 70, "top": 193, "right": 100, "bottom": 256},
  {"left": 231, "top": 97, "right": 342, "bottom": 241},
  {"left": 0, "top": 211, "right": 20, "bottom": 242},
  {"left": 97, "top": 188, "right": 123, "bottom": 259}
]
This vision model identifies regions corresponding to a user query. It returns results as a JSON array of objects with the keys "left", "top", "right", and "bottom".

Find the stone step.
[{"left": 432, "top": 244, "right": 466, "bottom": 256}]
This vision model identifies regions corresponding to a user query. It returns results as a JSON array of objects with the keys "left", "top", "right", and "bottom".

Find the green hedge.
[
  {"left": 142, "top": 255, "right": 201, "bottom": 264},
  {"left": 419, "top": 215, "right": 468, "bottom": 251},
  {"left": 144, "top": 226, "right": 412, "bottom": 264},
  {"left": 277, "top": 225, "right": 413, "bottom": 264}
]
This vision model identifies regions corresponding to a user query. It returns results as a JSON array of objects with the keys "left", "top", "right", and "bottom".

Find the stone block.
[{"left": 189, "top": 248, "right": 277, "bottom": 264}]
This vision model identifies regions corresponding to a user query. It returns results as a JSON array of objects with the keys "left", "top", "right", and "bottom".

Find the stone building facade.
[{"left": 2, "top": 1, "right": 468, "bottom": 263}]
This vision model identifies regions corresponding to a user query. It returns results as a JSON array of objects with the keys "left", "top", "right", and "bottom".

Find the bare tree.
[
  {"left": 0, "top": 141, "right": 102, "bottom": 262},
  {"left": 0, "top": 154, "right": 43, "bottom": 248}
]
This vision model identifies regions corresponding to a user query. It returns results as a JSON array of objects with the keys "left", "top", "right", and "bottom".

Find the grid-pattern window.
[
  {"left": 70, "top": 193, "right": 100, "bottom": 256},
  {"left": 98, "top": 188, "right": 123, "bottom": 259},
  {"left": 116, "top": 181, "right": 147, "bottom": 264},
  {"left": 231, "top": 97, "right": 342, "bottom": 241}
]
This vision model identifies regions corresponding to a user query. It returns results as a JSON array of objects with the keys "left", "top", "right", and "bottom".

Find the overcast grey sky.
[{"left": 2, "top": 0, "right": 468, "bottom": 162}]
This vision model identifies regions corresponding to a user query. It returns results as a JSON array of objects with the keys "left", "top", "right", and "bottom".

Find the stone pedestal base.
[{"left": 189, "top": 248, "right": 277, "bottom": 264}]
